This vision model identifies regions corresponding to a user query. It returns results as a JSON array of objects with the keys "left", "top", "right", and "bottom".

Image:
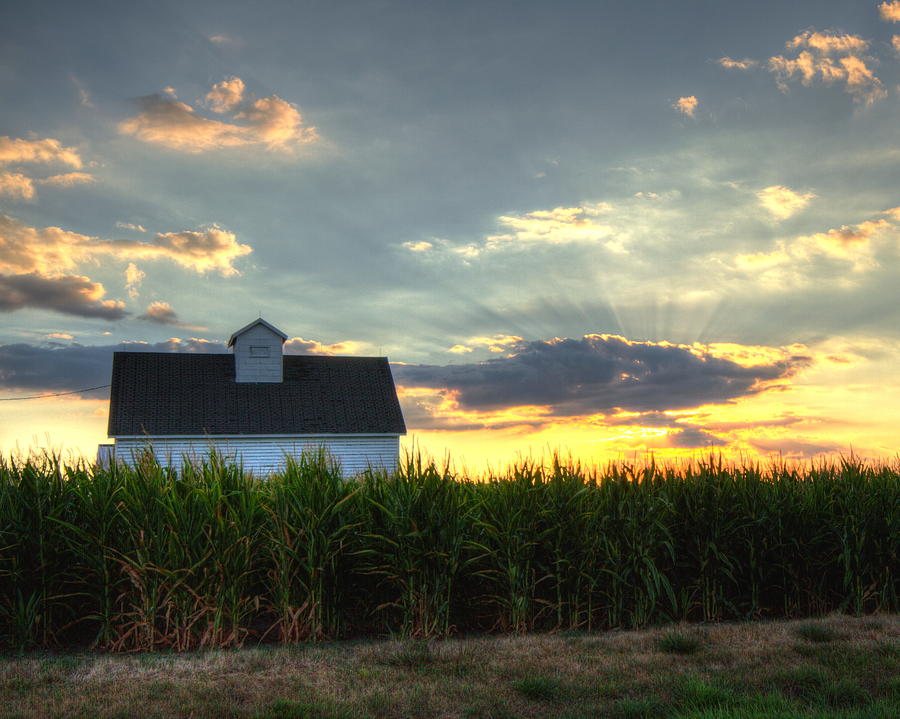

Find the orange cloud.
[
  {"left": 467, "top": 334, "right": 524, "bottom": 353},
  {"left": 119, "top": 78, "right": 318, "bottom": 153},
  {"left": 757, "top": 185, "right": 815, "bottom": 220},
  {"left": 205, "top": 76, "right": 245, "bottom": 113},
  {"left": 879, "top": 2, "right": 900, "bottom": 22},
  {"left": 284, "top": 337, "right": 367, "bottom": 355},
  {"left": 733, "top": 216, "right": 892, "bottom": 282},
  {"left": 786, "top": 30, "right": 868, "bottom": 55},
  {"left": 673, "top": 96, "right": 698, "bottom": 117},
  {"left": 0, "top": 136, "right": 82, "bottom": 169},
  {"left": 718, "top": 57, "right": 756, "bottom": 70},
  {"left": 37, "top": 172, "right": 95, "bottom": 188},
  {"left": 138, "top": 300, "right": 179, "bottom": 324},
  {"left": 768, "top": 31, "right": 885, "bottom": 104},
  {"left": 0, "top": 172, "right": 35, "bottom": 199},
  {"left": 0, "top": 215, "right": 252, "bottom": 277}
]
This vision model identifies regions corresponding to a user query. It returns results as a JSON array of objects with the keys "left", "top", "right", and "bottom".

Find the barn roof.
[{"left": 107, "top": 352, "right": 406, "bottom": 436}]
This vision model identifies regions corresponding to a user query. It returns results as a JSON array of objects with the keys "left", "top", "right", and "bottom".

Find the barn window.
[{"left": 250, "top": 346, "right": 270, "bottom": 357}]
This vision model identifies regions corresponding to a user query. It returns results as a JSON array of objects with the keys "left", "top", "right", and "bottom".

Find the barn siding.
[{"left": 113, "top": 435, "right": 400, "bottom": 476}]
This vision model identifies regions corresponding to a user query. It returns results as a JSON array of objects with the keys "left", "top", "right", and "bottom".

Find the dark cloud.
[
  {"left": 748, "top": 438, "right": 843, "bottom": 459},
  {"left": 665, "top": 427, "right": 727, "bottom": 449},
  {"left": 0, "top": 339, "right": 226, "bottom": 397},
  {"left": 393, "top": 335, "right": 808, "bottom": 415},
  {"left": 0, "top": 273, "right": 128, "bottom": 319}
]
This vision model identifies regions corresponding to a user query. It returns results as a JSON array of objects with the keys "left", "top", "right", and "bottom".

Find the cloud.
[
  {"left": 785, "top": 30, "right": 868, "bottom": 55},
  {"left": 124, "top": 262, "right": 144, "bottom": 299},
  {"left": 0, "top": 215, "right": 252, "bottom": 277},
  {"left": 0, "top": 273, "right": 127, "bottom": 319},
  {"left": 37, "top": 172, "right": 95, "bottom": 188},
  {"left": 768, "top": 30, "right": 886, "bottom": 104},
  {"left": 205, "top": 76, "right": 245, "bottom": 113},
  {"left": 208, "top": 34, "right": 240, "bottom": 46},
  {"left": 466, "top": 334, "right": 524, "bottom": 353},
  {"left": 673, "top": 96, "right": 698, "bottom": 117},
  {"left": 0, "top": 172, "right": 35, "bottom": 199},
  {"left": 0, "top": 338, "right": 226, "bottom": 396},
  {"left": 284, "top": 337, "right": 366, "bottom": 355},
  {"left": 116, "top": 222, "right": 147, "bottom": 233},
  {"left": 393, "top": 334, "right": 808, "bottom": 416},
  {"left": 0, "top": 137, "right": 91, "bottom": 201},
  {"left": 448, "top": 345, "right": 473, "bottom": 354},
  {"left": 485, "top": 204, "right": 622, "bottom": 251},
  {"left": 0, "top": 334, "right": 366, "bottom": 396},
  {"left": 403, "top": 240, "right": 433, "bottom": 252},
  {"left": 748, "top": 437, "right": 841, "bottom": 458},
  {"left": 119, "top": 79, "right": 318, "bottom": 153},
  {"left": 733, "top": 216, "right": 892, "bottom": 282},
  {"left": 138, "top": 300, "right": 179, "bottom": 324},
  {"left": 665, "top": 427, "right": 728, "bottom": 449},
  {"left": 879, "top": 2, "right": 900, "bottom": 22},
  {"left": 0, "top": 136, "right": 82, "bottom": 168},
  {"left": 134, "top": 227, "right": 252, "bottom": 275},
  {"left": 47, "top": 332, "right": 74, "bottom": 340},
  {"left": 718, "top": 57, "right": 756, "bottom": 70},
  {"left": 757, "top": 185, "right": 815, "bottom": 220}
]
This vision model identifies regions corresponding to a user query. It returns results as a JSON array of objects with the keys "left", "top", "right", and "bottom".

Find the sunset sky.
[{"left": 3, "top": 1, "right": 900, "bottom": 467}]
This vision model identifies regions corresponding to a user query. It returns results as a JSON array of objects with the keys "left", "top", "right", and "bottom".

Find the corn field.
[{"left": 0, "top": 450, "right": 896, "bottom": 651}]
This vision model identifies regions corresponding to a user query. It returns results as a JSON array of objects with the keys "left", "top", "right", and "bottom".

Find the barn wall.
[
  {"left": 232, "top": 323, "right": 283, "bottom": 382},
  {"left": 113, "top": 435, "right": 400, "bottom": 476}
]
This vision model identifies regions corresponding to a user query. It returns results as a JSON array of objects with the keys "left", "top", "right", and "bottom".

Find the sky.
[{"left": 3, "top": 0, "right": 900, "bottom": 467}]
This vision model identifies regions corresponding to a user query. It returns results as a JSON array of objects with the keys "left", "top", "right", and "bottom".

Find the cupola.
[{"left": 227, "top": 318, "right": 288, "bottom": 383}]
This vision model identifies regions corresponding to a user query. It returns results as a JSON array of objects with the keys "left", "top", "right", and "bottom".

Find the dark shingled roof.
[{"left": 108, "top": 352, "right": 406, "bottom": 436}]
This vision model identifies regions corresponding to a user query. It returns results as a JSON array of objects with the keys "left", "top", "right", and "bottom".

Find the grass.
[
  {"left": 658, "top": 629, "right": 703, "bottom": 655},
  {"left": 0, "top": 615, "right": 896, "bottom": 718}
]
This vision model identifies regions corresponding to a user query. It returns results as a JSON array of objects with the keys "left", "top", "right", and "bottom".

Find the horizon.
[{"left": 3, "top": 1, "right": 900, "bottom": 467}]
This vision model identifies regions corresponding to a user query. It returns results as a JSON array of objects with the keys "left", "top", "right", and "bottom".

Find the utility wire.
[{"left": 0, "top": 384, "right": 111, "bottom": 401}]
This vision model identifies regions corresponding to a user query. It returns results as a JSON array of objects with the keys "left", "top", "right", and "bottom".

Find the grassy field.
[
  {"left": 1, "top": 452, "right": 898, "bottom": 650},
  {"left": 1, "top": 614, "right": 897, "bottom": 718}
]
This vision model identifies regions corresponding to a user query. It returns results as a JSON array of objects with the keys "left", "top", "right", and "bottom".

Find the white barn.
[{"left": 102, "top": 319, "right": 406, "bottom": 475}]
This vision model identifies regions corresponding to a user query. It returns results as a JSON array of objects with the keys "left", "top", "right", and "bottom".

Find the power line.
[{"left": 0, "top": 384, "right": 110, "bottom": 401}]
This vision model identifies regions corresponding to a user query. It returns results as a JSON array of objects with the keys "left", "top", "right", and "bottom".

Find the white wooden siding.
[
  {"left": 233, "top": 323, "right": 283, "bottom": 382},
  {"left": 113, "top": 435, "right": 400, "bottom": 476}
]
